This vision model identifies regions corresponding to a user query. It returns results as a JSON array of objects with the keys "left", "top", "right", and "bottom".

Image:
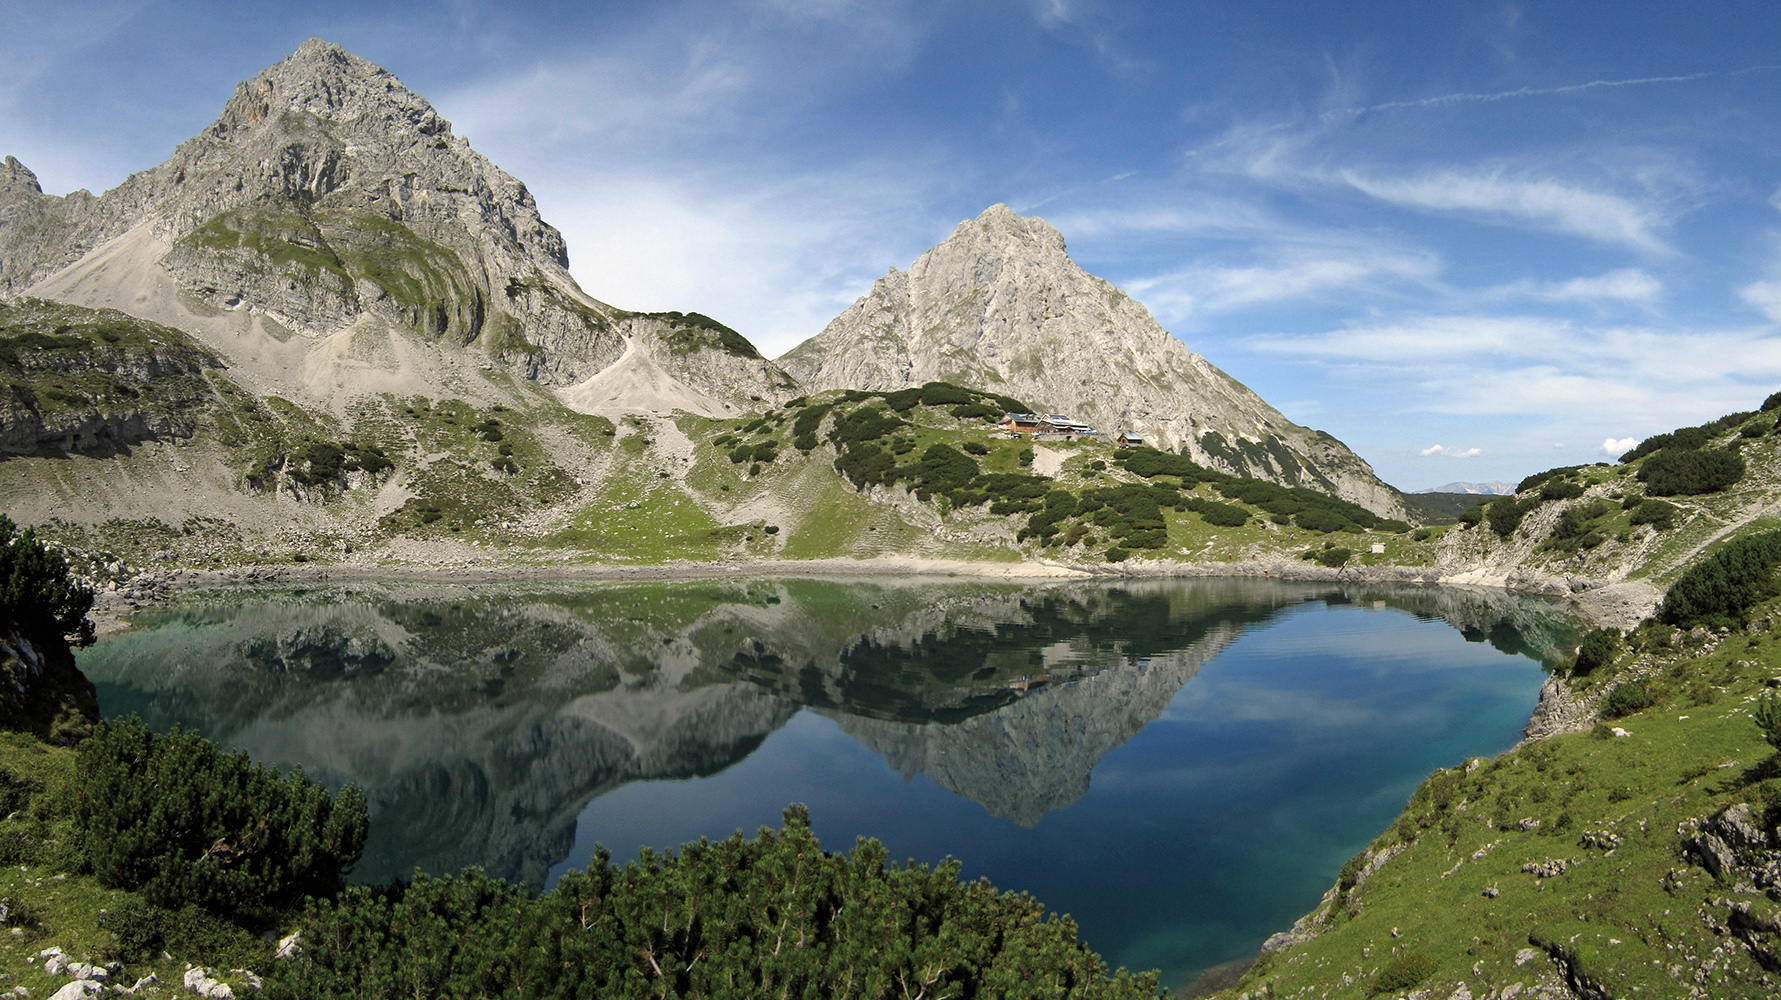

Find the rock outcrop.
[{"left": 781, "top": 205, "right": 1407, "bottom": 517}]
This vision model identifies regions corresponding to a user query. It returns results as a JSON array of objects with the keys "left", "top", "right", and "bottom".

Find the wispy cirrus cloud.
[
  {"left": 1484, "top": 269, "right": 1662, "bottom": 307},
  {"left": 1330, "top": 72, "right": 1713, "bottom": 119},
  {"left": 1420, "top": 444, "right": 1481, "bottom": 458},
  {"left": 1125, "top": 247, "right": 1440, "bottom": 319},
  {"left": 1335, "top": 168, "right": 1671, "bottom": 254},
  {"left": 1247, "top": 313, "right": 1781, "bottom": 428}
]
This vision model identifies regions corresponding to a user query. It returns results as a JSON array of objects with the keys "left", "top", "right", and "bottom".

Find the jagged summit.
[
  {"left": 213, "top": 39, "right": 446, "bottom": 135},
  {"left": 781, "top": 204, "right": 1407, "bottom": 516},
  {"left": 0, "top": 39, "right": 791, "bottom": 411}
]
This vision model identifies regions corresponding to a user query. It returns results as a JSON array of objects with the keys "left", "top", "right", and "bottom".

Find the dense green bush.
[
  {"left": 0, "top": 514, "right": 94, "bottom": 646},
  {"left": 909, "top": 444, "right": 980, "bottom": 500},
  {"left": 73, "top": 718, "right": 368, "bottom": 919},
  {"left": 1539, "top": 480, "right": 1585, "bottom": 502},
  {"left": 1656, "top": 529, "right": 1781, "bottom": 628},
  {"left": 1486, "top": 497, "right": 1537, "bottom": 538},
  {"left": 1457, "top": 503, "right": 1486, "bottom": 527},
  {"left": 1602, "top": 681, "right": 1653, "bottom": 719},
  {"left": 1518, "top": 465, "right": 1584, "bottom": 494},
  {"left": 1628, "top": 498, "right": 1678, "bottom": 530},
  {"left": 1753, "top": 692, "right": 1781, "bottom": 755},
  {"left": 830, "top": 406, "right": 905, "bottom": 446},
  {"left": 272, "top": 807, "right": 1157, "bottom": 1000},
  {"left": 1619, "top": 411, "right": 1755, "bottom": 463},
  {"left": 1637, "top": 447, "right": 1744, "bottom": 496},
  {"left": 1193, "top": 500, "right": 1249, "bottom": 528},
  {"left": 961, "top": 440, "right": 990, "bottom": 456},
  {"left": 1572, "top": 628, "right": 1621, "bottom": 676},
  {"left": 1313, "top": 547, "right": 1351, "bottom": 568}
]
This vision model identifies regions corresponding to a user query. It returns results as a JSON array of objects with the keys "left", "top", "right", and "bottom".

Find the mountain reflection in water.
[{"left": 79, "top": 577, "right": 1574, "bottom": 984}]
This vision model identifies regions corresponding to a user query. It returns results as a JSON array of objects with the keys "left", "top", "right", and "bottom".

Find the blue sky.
[{"left": 6, "top": 1, "right": 1781, "bottom": 490}]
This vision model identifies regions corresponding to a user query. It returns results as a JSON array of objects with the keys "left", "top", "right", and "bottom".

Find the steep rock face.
[
  {"left": 0, "top": 40, "right": 792, "bottom": 413},
  {"left": 781, "top": 205, "right": 1405, "bottom": 517}
]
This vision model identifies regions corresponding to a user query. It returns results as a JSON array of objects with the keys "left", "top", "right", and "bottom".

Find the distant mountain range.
[{"left": 1414, "top": 481, "right": 1516, "bottom": 496}]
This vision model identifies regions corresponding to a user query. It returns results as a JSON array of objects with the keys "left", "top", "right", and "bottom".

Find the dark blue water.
[{"left": 79, "top": 578, "right": 1571, "bottom": 990}]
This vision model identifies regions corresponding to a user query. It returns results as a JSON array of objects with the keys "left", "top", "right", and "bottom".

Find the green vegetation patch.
[
  {"left": 75, "top": 718, "right": 367, "bottom": 920},
  {"left": 643, "top": 310, "right": 762, "bottom": 359},
  {"left": 1656, "top": 528, "right": 1781, "bottom": 628},
  {"left": 276, "top": 806, "right": 1156, "bottom": 999},
  {"left": 1115, "top": 447, "right": 1405, "bottom": 534},
  {"left": 1637, "top": 446, "right": 1746, "bottom": 496}
]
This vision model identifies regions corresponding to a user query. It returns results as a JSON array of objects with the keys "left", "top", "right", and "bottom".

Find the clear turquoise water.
[{"left": 79, "top": 578, "right": 1573, "bottom": 990}]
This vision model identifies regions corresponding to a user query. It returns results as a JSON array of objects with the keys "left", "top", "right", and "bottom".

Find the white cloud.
[
  {"left": 1489, "top": 269, "right": 1662, "bottom": 306},
  {"left": 530, "top": 167, "right": 951, "bottom": 356},
  {"left": 1421, "top": 444, "right": 1481, "bottom": 457},
  {"left": 1740, "top": 280, "right": 1781, "bottom": 323},
  {"left": 1245, "top": 313, "right": 1781, "bottom": 429},
  {"left": 1336, "top": 167, "right": 1669, "bottom": 254},
  {"left": 1601, "top": 437, "right": 1640, "bottom": 455},
  {"left": 1125, "top": 247, "right": 1440, "bottom": 319}
]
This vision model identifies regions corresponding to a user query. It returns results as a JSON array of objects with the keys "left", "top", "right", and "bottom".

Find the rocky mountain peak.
[
  {"left": 942, "top": 203, "right": 1068, "bottom": 259},
  {"left": 211, "top": 38, "right": 449, "bottom": 142},
  {"left": 1, "top": 156, "right": 41, "bottom": 200},
  {"left": 1, "top": 40, "right": 794, "bottom": 415},
  {"left": 782, "top": 204, "right": 1409, "bottom": 517}
]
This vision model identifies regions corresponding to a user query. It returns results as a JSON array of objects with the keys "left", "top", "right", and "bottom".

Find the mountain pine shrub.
[
  {"left": 1571, "top": 628, "right": 1621, "bottom": 676},
  {"left": 73, "top": 718, "right": 369, "bottom": 919},
  {"left": 0, "top": 515, "right": 94, "bottom": 647},
  {"left": 1637, "top": 447, "right": 1744, "bottom": 496},
  {"left": 273, "top": 806, "right": 1158, "bottom": 999},
  {"left": 1657, "top": 529, "right": 1781, "bottom": 628}
]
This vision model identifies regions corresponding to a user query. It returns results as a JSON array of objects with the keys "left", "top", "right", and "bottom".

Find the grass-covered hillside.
[{"left": 1433, "top": 397, "right": 1781, "bottom": 596}]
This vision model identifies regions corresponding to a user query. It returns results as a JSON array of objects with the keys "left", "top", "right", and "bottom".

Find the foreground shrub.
[
  {"left": 1371, "top": 954, "right": 1436, "bottom": 995},
  {"left": 273, "top": 807, "right": 1158, "bottom": 1000},
  {"left": 0, "top": 514, "right": 94, "bottom": 647},
  {"left": 1603, "top": 681, "right": 1653, "bottom": 719},
  {"left": 1656, "top": 529, "right": 1781, "bottom": 628},
  {"left": 1754, "top": 692, "right": 1781, "bottom": 755},
  {"left": 73, "top": 718, "right": 368, "bottom": 919},
  {"left": 1487, "top": 497, "right": 1537, "bottom": 538},
  {"left": 1572, "top": 628, "right": 1621, "bottom": 676}
]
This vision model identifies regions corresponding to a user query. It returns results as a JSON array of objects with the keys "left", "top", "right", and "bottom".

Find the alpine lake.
[{"left": 77, "top": 576, "right": 1578, "bottom": 992}]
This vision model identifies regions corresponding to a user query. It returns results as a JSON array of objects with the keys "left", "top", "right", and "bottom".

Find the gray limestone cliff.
[{"left": 781, "top": 205, "right": 1407, "bottom": 517}]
